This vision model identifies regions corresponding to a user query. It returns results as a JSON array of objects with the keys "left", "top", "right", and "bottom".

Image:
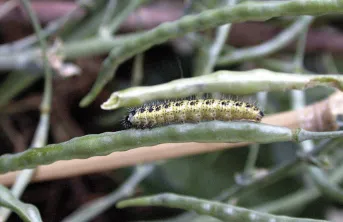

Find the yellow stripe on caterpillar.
[{"left": 123, "top": 99, "right": 264, "bottom": 129}]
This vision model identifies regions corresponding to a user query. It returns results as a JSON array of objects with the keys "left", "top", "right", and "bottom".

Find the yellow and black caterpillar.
[{"left": 123, "top": 98, "right": 264, "bottom": 129}]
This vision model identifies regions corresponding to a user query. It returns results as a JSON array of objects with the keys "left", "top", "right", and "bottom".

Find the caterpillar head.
[
  {"left": 256, "top": 110, "right": 264, "bottom": 122},
  {"left": 122, "top": 110, "right": 136, "bottom": 128}
]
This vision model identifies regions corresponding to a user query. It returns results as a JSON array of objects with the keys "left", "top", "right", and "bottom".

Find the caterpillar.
[{"left": 123, "top": 98, "right": 264, "bottom": 129}]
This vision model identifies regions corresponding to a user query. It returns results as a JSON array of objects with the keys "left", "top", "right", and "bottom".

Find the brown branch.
[{"left": 0, "top": 91, "right": 341, "bottom": 186}]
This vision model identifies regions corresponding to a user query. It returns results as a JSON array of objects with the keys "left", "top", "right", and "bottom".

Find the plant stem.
[
  {"left": 62, "top": 164, "right": 154, "bottom": 222},
  {"left": 194, "top": 0, "right": 236, "bottom": 76},
  {"left": 131, "top": 53, "right": 144, "bottom": 86},
  {"left": 0, "top": 121, "right": 343, "bottom": 174},
  {"left": 217, "top": 16, "right": 314, "bottom": 65},
  {"left": 101, "top": 69, "right": 343, "bottom": 110},
  {"left": 0, "top": 0, "right": 53, "bottom": 220},
  {"left": 117, "top": 193, "right": 327, "bottom": 222}
]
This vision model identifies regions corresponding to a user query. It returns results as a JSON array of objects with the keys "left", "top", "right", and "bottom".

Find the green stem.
[
  {"left": 194, "top": 0, "right": 236, "bottom": 76},
  {"left": 131, "top": 53, "right": 144, "bottom": 86},
  {"left": 117, "top": 193, "right": 327, "bottom": 222},
  {"left": 307, "top": 166, "right": 343, "bottom": 203},
  {"left": 60, "top": 33, "right": 140, "bottom": 59},
  {"left": 254, "top": 162, "right": 343, "bottom": 214},
  {"left": 217, "top": 16, "right": 314, "bottom": 65},
  {"left": 0, "top": 185, "right": 42, "bottom": 222},
  {"left": 322, "top": 53, "right": 339, "bottom": 74},
  {"left": 243, "top": 92, "right": 268, "bottom": 176},
  {"left": 20, "top": 0, "right": 52, "bottom": 112},
  {"left": 100, "top": 69, "right": 343, "bottom": 110},
  {"left": 107, "top": 0, "right": 150, "bottom": 34},
  {"left": 98, "top": 0, "right": 117, "bottom": 36},
  {"left": 0, "top": 122, "right": 343, "bottom": 175},
  {"left": 0, "top": 121, "right": 290, "bottom": 174},
  {"left": 243, "top": 144, "right": 260, "bottom": 177},
  {"left": 293, "top": 19, "right": 312, "bottom": 73},
  {"left": 62, "top": 164, "right": 154, "bottom": 222}
]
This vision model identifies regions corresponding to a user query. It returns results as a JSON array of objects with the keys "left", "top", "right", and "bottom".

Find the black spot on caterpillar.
[{"left": 123, "top": 98, "right": 264, "bottom": 129}]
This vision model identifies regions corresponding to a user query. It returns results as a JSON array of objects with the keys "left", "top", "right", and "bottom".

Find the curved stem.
[{"left": 217, "top": 16, "right": 314, "bottom": 65}]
